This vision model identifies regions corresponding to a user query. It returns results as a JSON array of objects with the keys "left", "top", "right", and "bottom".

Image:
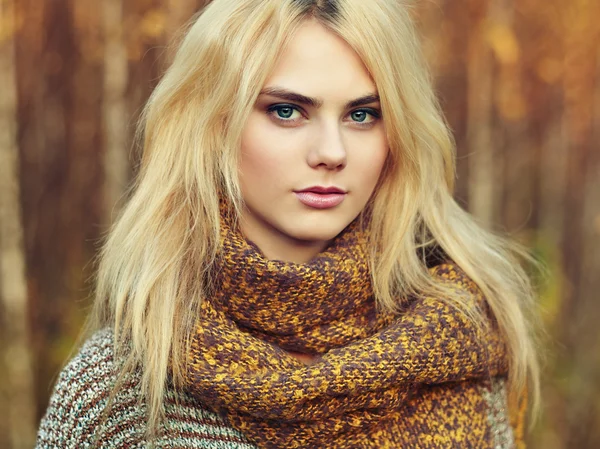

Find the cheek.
[
  {"left": 240, "top": 147, "right": 280, "bottom": 183},
  {"left": 239, "top": 117, "right": 297, "bottom": 189},
  {"left": 352, "top": 132, "right": 389, "bottom": 190}
]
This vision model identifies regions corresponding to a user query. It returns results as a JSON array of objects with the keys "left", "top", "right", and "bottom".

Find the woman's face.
[{"left": 239, "top": 19, "right": 388, "bottom": 263}]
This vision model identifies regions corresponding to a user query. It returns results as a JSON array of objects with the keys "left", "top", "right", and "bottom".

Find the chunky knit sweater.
[
  {"left": 36, "top": 329, "right": 254, "bottom": 449},
  {"left": 36, "top": 328, "right": 521, "bottom": 448}
]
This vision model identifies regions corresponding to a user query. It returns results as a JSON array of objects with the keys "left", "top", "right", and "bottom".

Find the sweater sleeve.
[
  {"left": 36, "top": 329, "right": 257, "bottom": 449},
  {"left": 35, "top": 329, "right": 129, "bottom": 449}
]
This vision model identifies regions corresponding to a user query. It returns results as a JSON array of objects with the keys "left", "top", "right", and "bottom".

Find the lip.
[
  {"left": 298, "top": 186, "right": 346, "bottom": 194},
  {"left": 294, "top": 186, "right": 347, "bottom": 209}
]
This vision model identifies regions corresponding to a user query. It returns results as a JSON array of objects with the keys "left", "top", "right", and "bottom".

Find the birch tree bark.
[{"left": 0, "top": 0, "right": 36, "bottom": 447}]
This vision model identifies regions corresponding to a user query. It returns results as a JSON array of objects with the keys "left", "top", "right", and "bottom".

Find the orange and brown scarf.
[{"left": 186, "top": 216, "right": 517, "bottom": 448}]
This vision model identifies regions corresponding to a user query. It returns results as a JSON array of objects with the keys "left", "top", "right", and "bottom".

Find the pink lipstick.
[{"left": 294, "top": 186, "right": 347, "bottom": 209}]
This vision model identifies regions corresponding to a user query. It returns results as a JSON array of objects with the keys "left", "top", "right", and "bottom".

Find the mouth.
[
  {"left": 296, "top": 186, "right": 347, "bottom": 194},
  {"left": 294, "top": 186, "right": 347, "bottom": 209}
]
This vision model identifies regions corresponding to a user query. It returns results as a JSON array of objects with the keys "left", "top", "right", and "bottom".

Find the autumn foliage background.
[{"left": 0, "top": 0, "right": 599, "bottom": 448}]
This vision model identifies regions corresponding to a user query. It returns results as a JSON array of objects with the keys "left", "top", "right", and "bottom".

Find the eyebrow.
[{"left": 258, "top": 87, "right": 380, "bottom": 109}]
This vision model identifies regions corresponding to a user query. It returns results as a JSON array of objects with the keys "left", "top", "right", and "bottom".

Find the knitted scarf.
[{"left": 186, "top": 214, "right": 509, "bottom": 448}]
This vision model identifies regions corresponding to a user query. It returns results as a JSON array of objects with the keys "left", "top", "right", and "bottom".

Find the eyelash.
[{"left": 266, "top": 104, "right": 381, "bottom": 128}]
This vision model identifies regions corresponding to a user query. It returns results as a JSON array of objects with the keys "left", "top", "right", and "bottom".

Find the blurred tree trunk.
[
  {"left": 559, "top": 1, "right": 600, "bottom": 446},
  {"left": 16, "top": 0, "right": 70, "bottom": 418},
  {"left": 15, "top": 0, "right": 104, "bottom": 419},
  {"left": 579, "top": 41, "right": 600, "bottom": 447},
  {"left": 466, "top": 0, "right": 497, "bottom": 225},
  {"left": 418, "top": 0, "right": 471, "bottom": 205},
  {"left": 0, "top": 0, "right": 36, "bottom": 447},
  {"left": 103, "top": 0, "right": 129, "bottom": 220},
  {"left": 560, "top": 0, "right": 596, "bottom": 341},
  {"left": 515, "top": 0, "right": 563, "bottom": 237},
  {"left": 123, "top": 0, "right": 167, "bottom": 181},
  {"left": 489, "top": 0, "right": 534, "bottom": 235}
]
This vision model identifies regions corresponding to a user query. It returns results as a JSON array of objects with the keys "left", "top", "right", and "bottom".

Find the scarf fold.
[{"left": 185, "top": 213, "right": 509, "bottom": 448}]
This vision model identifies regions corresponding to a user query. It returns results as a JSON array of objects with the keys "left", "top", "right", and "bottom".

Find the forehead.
[{"left": 263, "top": 19, "right": 376, "bottom": 99}]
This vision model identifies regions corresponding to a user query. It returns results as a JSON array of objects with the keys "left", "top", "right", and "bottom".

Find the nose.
[{"left": 307, "top": 122, "right": 347, "bottom": 170}]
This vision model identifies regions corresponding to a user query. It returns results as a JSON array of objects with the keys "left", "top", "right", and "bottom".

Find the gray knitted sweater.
[{"left": 36, "top": 329, "right": 257, "bottom": 449}]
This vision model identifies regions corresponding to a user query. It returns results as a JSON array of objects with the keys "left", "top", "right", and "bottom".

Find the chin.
[{"left": 284, "top": 220, "right": 351, "bottom": 243}]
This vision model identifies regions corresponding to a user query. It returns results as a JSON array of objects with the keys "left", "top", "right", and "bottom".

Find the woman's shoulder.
[
  {"left": 36, "top": 328, "right": 121, "bottom": 448},
  {"left": 52, "top": 327, "right": 116, "bottom": 390},
  {"left": 36, "top": 328, "right": 256, "bottom": 449}
]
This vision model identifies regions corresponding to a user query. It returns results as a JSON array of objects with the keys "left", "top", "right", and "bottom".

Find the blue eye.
[
  {"left": 347, "top": 108, "right": 380, "bottom": 127},
  {"left": 351, "top": 110, "right": 368, "bottom": 122},
  {"left": 276, "top": 106, "right": 295, "bottom": 119},
  {"left": 267, "top": 104, "right": 303, "bottom": 122}
]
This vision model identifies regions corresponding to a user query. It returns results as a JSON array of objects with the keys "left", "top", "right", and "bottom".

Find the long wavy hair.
[{"left": 90, "top": 0, "right": 540, "bottom": 436}]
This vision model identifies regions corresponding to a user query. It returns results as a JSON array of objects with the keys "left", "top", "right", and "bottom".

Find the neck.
[{"left": 239, "top": 218, "right": 330, "bottom": 264}]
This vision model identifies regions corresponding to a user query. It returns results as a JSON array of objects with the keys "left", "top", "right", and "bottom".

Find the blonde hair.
[{"left": 91, "top": 0, "right": 540, "bottom": 437}]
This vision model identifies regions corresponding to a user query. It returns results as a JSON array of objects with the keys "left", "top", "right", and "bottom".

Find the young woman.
[{"left": 36, "top": 0, "right": 540, "bottom": 448}]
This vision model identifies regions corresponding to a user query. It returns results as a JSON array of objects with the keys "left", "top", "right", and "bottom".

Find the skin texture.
[{"left": 239, "top": 19, "right": 389, "bottom": 265}]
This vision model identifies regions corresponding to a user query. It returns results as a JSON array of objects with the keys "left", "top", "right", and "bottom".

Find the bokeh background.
[{"left": 1, "top": 0, "right": 599, "bottom": 448}]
